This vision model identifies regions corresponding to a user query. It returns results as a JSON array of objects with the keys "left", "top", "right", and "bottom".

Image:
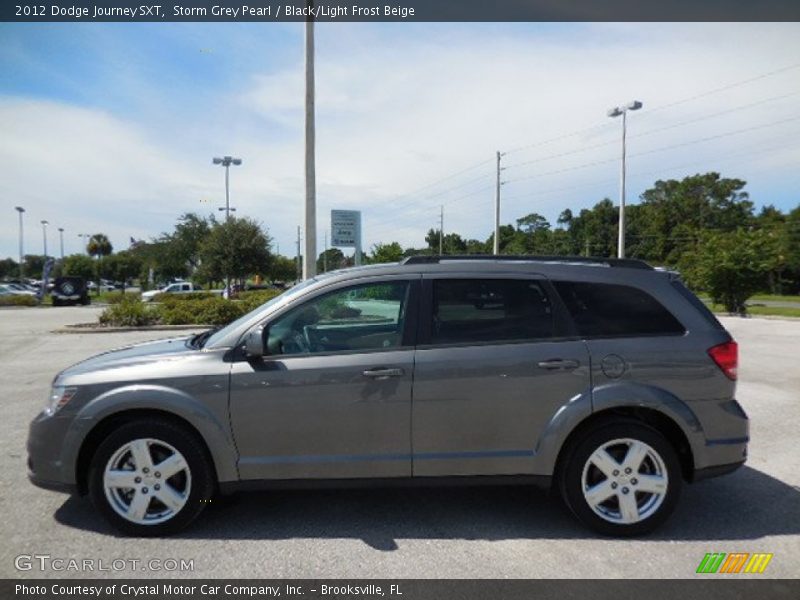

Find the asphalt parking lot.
[{"left": 1, "top": 306, "right": 798, "bottom": 579}]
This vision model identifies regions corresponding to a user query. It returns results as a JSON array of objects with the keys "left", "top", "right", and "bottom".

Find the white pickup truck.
[{"left": 141, "top": 281, "right": 222, "bottom": 302}]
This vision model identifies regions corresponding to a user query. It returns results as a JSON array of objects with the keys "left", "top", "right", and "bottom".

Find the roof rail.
[{"left": 400, "top": 254, "right": 653, "bottom": 270}]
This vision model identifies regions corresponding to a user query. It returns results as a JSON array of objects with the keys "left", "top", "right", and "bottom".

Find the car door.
[
  {"left": 229, "top": 276, "right": 419, "bottom": 481},
  {"left": 411, "top": 274, "right": 590, "bottom": 477}
]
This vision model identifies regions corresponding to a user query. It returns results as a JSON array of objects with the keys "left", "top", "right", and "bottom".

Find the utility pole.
[
  {"left": 14, "top": 206, "right": 24, "bottom": 278},
  {"left": 303, "top": 6, "right": 317, "bottom": 279},
  {"left": 296, "top": 226, "right": 302, "bottom": 282},
  {"left": 439, "top": 205, "right": 444, "bottom": 255},
  {"left": 493, "top": 151, "right": 504, "bottom": 255},
  {"left": 58, "top": 227, "right": 65, "bottom": 259}
]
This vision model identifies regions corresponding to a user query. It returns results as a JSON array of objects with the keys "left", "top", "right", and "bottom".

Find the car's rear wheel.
[
  {"left": 88, "top": 419, "right": 214, "bottom": 536},
  {"left": 559, "top": 420, "right": 682, "bottom": 536}
]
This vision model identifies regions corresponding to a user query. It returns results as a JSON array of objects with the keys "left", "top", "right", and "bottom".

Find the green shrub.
[
  {"left": 103, "top": 291, "right": 126, "bottom": 304},
  {"left": 237, "top": 289, "right": 282, "bottom": 313},
  {"left": 156, "top": 301, "right": 199, "bottom": 325},
  {"left": 99, "top": 296, "right": 158, "bottom": 326},
  {"left": 0, "top": 295, "right": 38, "bottom": 307},
  {"left": 152, "top": 291, "right": 215, "bottom": 305},
  {"left": 98, "top": 294, "right": 252, "bottom": 327},
  {"left": 196, "top": 297, "right": 246, "bottom": 325},
  {"left": 155, "top": 296, "right": 246, "bottom": 326}
]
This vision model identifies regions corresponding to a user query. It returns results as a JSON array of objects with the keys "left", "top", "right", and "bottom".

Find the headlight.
[{"left": 44, "top": 386, "right": 77, "bottom": 416}]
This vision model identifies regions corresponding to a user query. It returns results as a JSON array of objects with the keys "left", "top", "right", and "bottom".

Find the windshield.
[{"left": 202, "top": 278, "right": 321, "bottom": 348}]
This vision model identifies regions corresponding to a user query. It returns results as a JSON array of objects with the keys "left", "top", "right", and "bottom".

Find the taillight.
[{"left": 708, "top": 341, "right": 738, "bottom": 380}]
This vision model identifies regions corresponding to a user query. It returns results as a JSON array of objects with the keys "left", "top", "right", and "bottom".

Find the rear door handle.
[
  {"left": 537, "top": 359, "right": 580, "bottom": 370},
  {"left": 363, "top": 367, "right": 405, "bottom": 380}
]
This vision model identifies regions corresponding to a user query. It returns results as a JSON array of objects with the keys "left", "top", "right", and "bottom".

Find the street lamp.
[
  {"left": 212, "top": 156, "right": 242, "bottom": 220},
  {"left": 212, "top": 155, "right": 242, "bottom": 297},
  {"left": 607, "top": 100, "right": 643, "bottom": 259},
  {"left": 14, "top": 206, "right": 25, "bottom": 278},
  {"left": 78, "top": 233, "right": 89, "bottom": 255},
  {"left": 40, "top": 220, "right": 49, "bottom": 259},
  {"left": 58, "top": 227, "right": 65, "bottom": 259}
]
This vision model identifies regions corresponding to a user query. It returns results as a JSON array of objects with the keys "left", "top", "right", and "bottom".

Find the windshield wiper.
[{"left": 189, "top": 327, "right": 220, "bottom": 349}]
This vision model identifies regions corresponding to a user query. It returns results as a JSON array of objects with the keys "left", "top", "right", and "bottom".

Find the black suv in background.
[{"left": 51, "top": 277, "right": 91, "bottom": 306}]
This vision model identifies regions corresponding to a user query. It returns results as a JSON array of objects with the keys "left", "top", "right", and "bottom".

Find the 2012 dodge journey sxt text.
[{"left": 27, "top": 255, "right": 748, "bottom": 536}]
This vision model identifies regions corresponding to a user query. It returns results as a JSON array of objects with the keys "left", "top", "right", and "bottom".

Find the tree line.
[{"left": 2, "top": 171, "right": 797, "bottom": 312}]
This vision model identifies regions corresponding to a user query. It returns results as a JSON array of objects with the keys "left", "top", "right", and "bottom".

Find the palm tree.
[
  {"left": 87, "top": 234, "right": 113, "bottom": 295},
  {"left": 87, "top": 233, "right": 113, "bottom": 258}
]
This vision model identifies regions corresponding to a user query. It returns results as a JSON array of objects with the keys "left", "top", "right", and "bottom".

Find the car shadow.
[{"left": 54, "top": 466, "right": 800, "bottom": 549}]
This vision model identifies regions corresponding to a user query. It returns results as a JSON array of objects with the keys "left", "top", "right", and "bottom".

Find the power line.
[
  {"left": 501, "top": 62, "right": 800, "bottom": 159},
  {"left": 502, "top": 91, "right": 800, "bottom": 173},
  {"left": 644, "top": 62, "right": 800, "bottom": 116},
  {"left": 503, "top": 115, "right": 800, "bottom": 186}
]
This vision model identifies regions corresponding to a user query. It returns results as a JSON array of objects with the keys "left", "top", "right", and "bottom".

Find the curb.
[{"left": 53, "top": 324, "right": 207, "bottom": 334}]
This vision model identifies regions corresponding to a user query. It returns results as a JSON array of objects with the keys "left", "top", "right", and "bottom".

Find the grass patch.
[
  {"left": 749, "top": 294, "right": 800, "bottom": 303},
  {"left": 0, "top": 295, "right": 38, "bottom": 307},
  {"left": 699, "top": 293, "right": 800, "bottom": 304},
  {"left": 709, "top": 303, "right": 800, "bottom": 318}
]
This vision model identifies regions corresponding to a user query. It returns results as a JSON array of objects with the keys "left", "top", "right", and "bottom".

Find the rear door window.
[
  {"left": 430, "top": 279, "right": 555, "bottom": 345},
  {"left": 553, "top": 281, "right": 685, "bottom": 338}
]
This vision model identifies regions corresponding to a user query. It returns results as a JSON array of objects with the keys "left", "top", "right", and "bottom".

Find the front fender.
[{"left": 63, "top": 384, "right": 239, "bottom": 484}]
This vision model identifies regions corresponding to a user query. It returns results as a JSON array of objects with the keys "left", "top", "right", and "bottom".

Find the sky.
[{"left": 1, "top": 22, "right": 799, "bottom": 260}]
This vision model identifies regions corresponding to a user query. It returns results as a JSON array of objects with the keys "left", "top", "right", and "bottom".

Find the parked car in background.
[
  {"left": 27, "top": 255, "right": 747, "bottom": 537},
  {"left": 0, "top": 283, "right": 37, "bottom": 297},
  {"left": 87, "top": 281, "right": 116, "bottom": 293},
  {"left": 141, "top": 281, "right": 217, "bottom": 302}
]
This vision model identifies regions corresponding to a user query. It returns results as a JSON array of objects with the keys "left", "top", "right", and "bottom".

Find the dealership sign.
[{"left": 331, "top": 210, "right": 361, "bottom": 248}]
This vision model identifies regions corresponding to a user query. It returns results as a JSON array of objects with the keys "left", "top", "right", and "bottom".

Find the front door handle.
[
  {"left": 363, "top": 367, "right": 405, "bottom": 380},
  {"left": 537, "top": 359, "right": 580, "bottom": 370}
]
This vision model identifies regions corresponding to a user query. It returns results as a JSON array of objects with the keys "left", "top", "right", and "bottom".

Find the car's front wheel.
[
  {"left": 559, "top": 420, "right": 682, "bottom": 536},
  {"left": 88, "top": 419, "right": 214, "bottom": 536}
]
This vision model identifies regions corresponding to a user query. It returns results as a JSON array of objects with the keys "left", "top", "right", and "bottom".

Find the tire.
[
  {"left": 558, "top": 420, "right": 682, "bottom": 536},
  {"left": 88, "top": 419, "right": 215, "bottom": 536}
]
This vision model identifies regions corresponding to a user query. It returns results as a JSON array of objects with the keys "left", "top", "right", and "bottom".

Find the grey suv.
[{"left": 27, "top": 256, "right": 748, "bottom": 536}]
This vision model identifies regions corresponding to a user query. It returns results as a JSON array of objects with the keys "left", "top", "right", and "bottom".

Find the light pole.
[
  {"left": 14, "top": 206, "right": 25, "bottom": 278},
  {"left": 212, "top": 155, "right": 242, "bottom": 296},
  {"left": 212, "top": 155, "right": 242, "bottom": 220},
  {"left": 607, "top": 100, "right": 642, "bottom": 259},
  {"left": 77, "top": 233, "right": 88, "bottom": 255},
  {"left": 40, "top": 220, "right": 49, "bottom": 259},
  {"left": 58, "top": 227, "right": 65, "bottom": 259}
]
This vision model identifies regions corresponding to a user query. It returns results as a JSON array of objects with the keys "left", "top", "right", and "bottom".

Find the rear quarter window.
[{"left": 553, "top": 281, "right": 685, "bottom": 338}]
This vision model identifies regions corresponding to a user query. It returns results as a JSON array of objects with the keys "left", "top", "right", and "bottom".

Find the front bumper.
[
  {"left": 27, "top": 411, "right": 79, "bottom": 494},
  {"left": 693, "top": 460, "right": 746, "bottom": 482},
  {"left": 28, "top": 470, "right": 77, "bottom": 494}
]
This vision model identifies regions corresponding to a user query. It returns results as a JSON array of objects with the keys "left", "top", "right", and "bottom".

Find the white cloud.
[{"left": 1, "top": 22, "right": 799, "bottom": 261}]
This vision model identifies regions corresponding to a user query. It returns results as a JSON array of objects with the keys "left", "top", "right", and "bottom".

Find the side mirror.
[{"left": 244, "top": 326, "right": 265, "bottom": 358}]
